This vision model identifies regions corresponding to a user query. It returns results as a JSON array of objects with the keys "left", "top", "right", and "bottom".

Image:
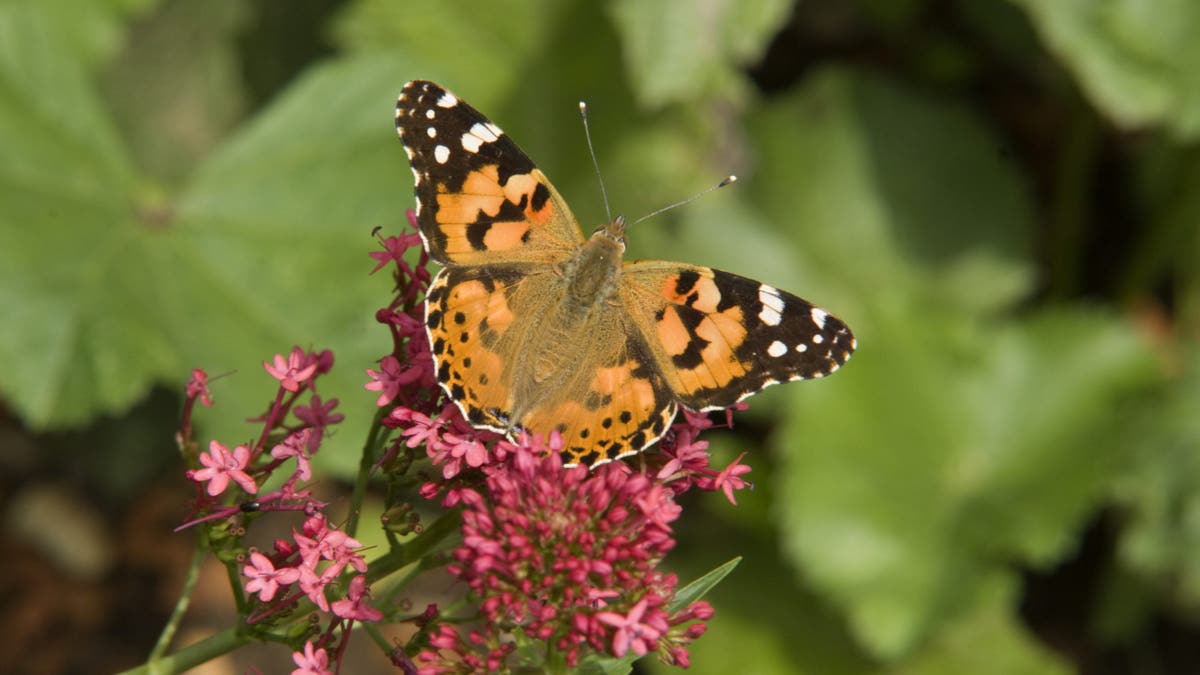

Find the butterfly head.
[{"left": 591, "top": 215, "right": 628, "bottom": 251}]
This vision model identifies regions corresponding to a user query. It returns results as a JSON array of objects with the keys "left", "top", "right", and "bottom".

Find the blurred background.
[{"left": 1, "top": 0, "right": 1198, "bottom": 673}]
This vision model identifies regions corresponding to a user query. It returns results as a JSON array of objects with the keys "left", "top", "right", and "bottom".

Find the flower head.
[
  {"left": 264, "top": 347, "right": 319, "bottom": 392},
  {"left": 292, "top": 641, "right": 331, "bottom": 675},
  {"left": 331, "top": 574, "right": 383, "bottom": 622},
  {"left": 188, "top": 441, "right": 258, "bottom": 496},
  {"left": 270, "top": 429, "right": 314, "bottom": 481},
  {"left": 243, "top": 552, "right": 300, "bottom": 602},
  {"left": 186, "top": 368, "right": 213, "bottom": 406}
]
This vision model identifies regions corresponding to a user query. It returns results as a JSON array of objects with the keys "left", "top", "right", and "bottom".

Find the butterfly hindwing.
[
  {"left": 396, "top": 80, "right": 583, "bottom": 267},
  {"left": 620, "top": 262, "right": 855, "bottom": 411},
  {"left": 517, "top": 309, "right": 678, "bottom": 467}
]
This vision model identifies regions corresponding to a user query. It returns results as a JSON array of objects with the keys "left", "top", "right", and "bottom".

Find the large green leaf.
[
  {"left": 1111, "top": 346, "right": 1200, "bottom": 612},
  {"left": 777, "top": 308, "right": 1157, "bottom": 657},
  {"left": 889, "top": 579, "right": 1069, "bottom": 675},
  {"left": 744, "top": 67, "right": 1035, "bottom": 319},
  {"left": 0, "top": 3, "right": 149, "bottom": 427},
  {"left": 0, "top": 14, "right": 421, "bottom": 474},
  {"left": 332, "top": 0, "right": 563, "bottom": 106},
  {"left": 609, "top": 0, "right": 792, "bottom": 107},
  {"left": 1010, "top": 0, "right": 1200, "bottom": 139}
]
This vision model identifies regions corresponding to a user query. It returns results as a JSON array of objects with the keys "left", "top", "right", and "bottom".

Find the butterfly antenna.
[
  {"left": 630, "top": 175, "right": 738, "bottom": 227},
  {"left": 579, "top": 101, "right": 614, "bottom": 225}
]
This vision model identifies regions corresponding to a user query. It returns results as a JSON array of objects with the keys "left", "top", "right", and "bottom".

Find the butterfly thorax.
[{"left": 565, "top": 218, "right": 626, "bottom": 307}]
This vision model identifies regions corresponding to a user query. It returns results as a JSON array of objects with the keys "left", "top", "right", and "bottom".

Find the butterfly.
[{"left": 395, "top": 80, "right": 855, "bottom": 467}]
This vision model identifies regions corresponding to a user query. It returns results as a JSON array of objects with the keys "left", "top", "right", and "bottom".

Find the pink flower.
[
  {"left": 369, "top": 231, "right": 424, "bottom": 273},
  {"left": 365, "top": 355, "right": 423, "bottom": 406},
  {"left": 291, "top": 641, "right": 331, "bottom": 675},
  {"left": 270, "top": 429, "right": 313, "bottom": 481},
  {"left": 391, "top": 407, "right": 442, "bottom": 448},
  {"left": 655, "top": 427, "right": 710, "bottom": 479},
  {"left": 297, "top": 564, "right": 340, "bottom": 613},
  {"left": 331, "top": 575, "right": 383, "bottom": 621},
  {"left": 440, "top": 432, "right": 489, "bottom": 477},
  {"left": 293, "top": 514, "right": 366, "bottom": 572},
  {"left": 705, "top": 452, "right": 753, "bottom": 505},
  {"left": 188, "top": 441, "right": 258, "bottom": 496},
  {"left": 243, "top": 552, "right": 300, "bottom": 602},
  {"left": 264, "top": 347, "right": 319, "bottom": 392},
  {"left": 186, "top": 368, "right": 213, "bottom": 406},
  {"left": 596, "top": 597, "right": 667, "bottom": 657},
  {"left": 294, "top": 395, "right": 343, "bottom": 451}
]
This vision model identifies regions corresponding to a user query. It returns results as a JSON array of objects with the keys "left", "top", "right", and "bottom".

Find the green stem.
[
  {"left": 119, "top": 628, "right": 245, "bottom": 675},
  {"left": 148, "top": 535, "right": 207, "bottom": 660},
  {"left": 362, "top": 621, "right": 393, "bottom": 655},
  {"left": 366, "top": 509, "right": 462, "bottom": 583},
  {"left": 347, "top": 406, "right": 391, "bottom": 536}
]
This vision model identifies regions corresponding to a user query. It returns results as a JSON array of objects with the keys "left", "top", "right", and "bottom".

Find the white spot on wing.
[
  {"left": 811, "top": 307, "right": 828, "bottom": 329},
  {"left": 425, "top": 109, "right": 435, "bottom": 119},
  {"left": 434, "top": 145, "right": 450, "bottom": 163},
  {"left": 812, "top": 334, "right": 825, "bottom": 344},
  {"left": 461, "top": 133, "right": 483, "bottom": 153},
  {"left": 427, "top": 127, "right": 436, "bottom": 138},
  {"left": 758, "top": 285, "right": 784, "bottom": 326},
  {"left": 767, "top": 340, "right": 787, "bottom": 358},
  {"left": 473, "top": 122, "right": 501, "bottom": 142},
  {"left": 437, "top": 92, "right": 458, "bottom": 108},
  {"left": 795, "top": 343, "right": 808, "bottom": 353},
  {"left": 411, "top": 167, "right": 420, "bottom": 186}
]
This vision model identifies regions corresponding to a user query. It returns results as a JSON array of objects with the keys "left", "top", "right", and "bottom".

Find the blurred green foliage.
[{"left": 2, "top": 0, "right": 1198, "bottom": 673}]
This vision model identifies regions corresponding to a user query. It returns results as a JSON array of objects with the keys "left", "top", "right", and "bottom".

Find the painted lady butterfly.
[{"left": 395, "top": 81, "right": 855, "bottom": 467}]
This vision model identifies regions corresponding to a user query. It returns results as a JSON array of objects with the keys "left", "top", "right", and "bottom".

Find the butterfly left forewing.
[
  {"left": 395, "top": 80, "right": 584, "bottom": 267},
  {"left": 621, "top": 262, "right": 855, "bottom": 411}
]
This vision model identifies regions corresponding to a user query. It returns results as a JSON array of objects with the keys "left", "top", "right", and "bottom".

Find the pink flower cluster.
[
  {"left": 179, "top": 347, "right": 371, "bottom": 675},
  {"left": 241, "top": 513, "right": 382, "bottom": 637},
  {"left": 413, "top": 443, "right": 717, "bottom": 672},
  {"left": 181, "top": 348, "right": 342, "bottom": 526}
]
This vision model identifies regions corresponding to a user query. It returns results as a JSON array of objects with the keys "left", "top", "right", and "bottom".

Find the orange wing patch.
[
  {"left": 424, "top": 269, "right": 520, "bottom": 431},
  {"left": 395, "top": 81, "right": 583, "bottom": 266},
  {"left": 520, "top": 336, "right": 677, "bottom": 467},
  {"left": 624, "top": 262, "right": 855, "bottom": 411}
]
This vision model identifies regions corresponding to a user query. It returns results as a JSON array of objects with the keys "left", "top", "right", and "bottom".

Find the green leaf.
[
  {"left": 576, "top": 652, "right": 639, "bottom": 675},
  {"left": 775, "top": 307, "right": 1158, "bottom": 657},
  {"left": 744, "top": 67, "right": 1035, "bottom": 319},
  {"left": 650, "top": 530, "right": 873, "bottom": 675},
  {"left": 669, "top": 556, "right": 741, "bottom": 613},
  {"left": 0, "top": 5, "right": 146, "bottom": 427},
  {"left": 609, "top": 0, "right": 792, "bottom": 106},
  {"left": 889, "top": 579, "right": 1070, "bottom": 675},
  {"left": 0, "top": 33, "right": 420, "bottom": 474},
  {"left": 1010, "top": 0, "right": 1200, "bottom": 138},
  {"left": 333, "top": 0, "right": 561, "bottom": 104},
  {"left": 168, "top": 52, "right": 422, "bottom": 469},
  {"left": 100, "top": 0, "right": 250, "bottom": 182},
  {"left": 1112, "top": 345, "right": 1200, "bottom": 610}
]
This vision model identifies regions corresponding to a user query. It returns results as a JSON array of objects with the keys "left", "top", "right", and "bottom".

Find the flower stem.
[
  {"left": 366, "top": 510, "right": 462, "bottom": 582},
  {"left": 148, "top": 532, "right": 206, "bottom": 660},
  {"left": 347, "top": 406, "right": 391, "bottom": 536},
  {"left": 119, "top": 627, "right": 244, "bottom": 675}
]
